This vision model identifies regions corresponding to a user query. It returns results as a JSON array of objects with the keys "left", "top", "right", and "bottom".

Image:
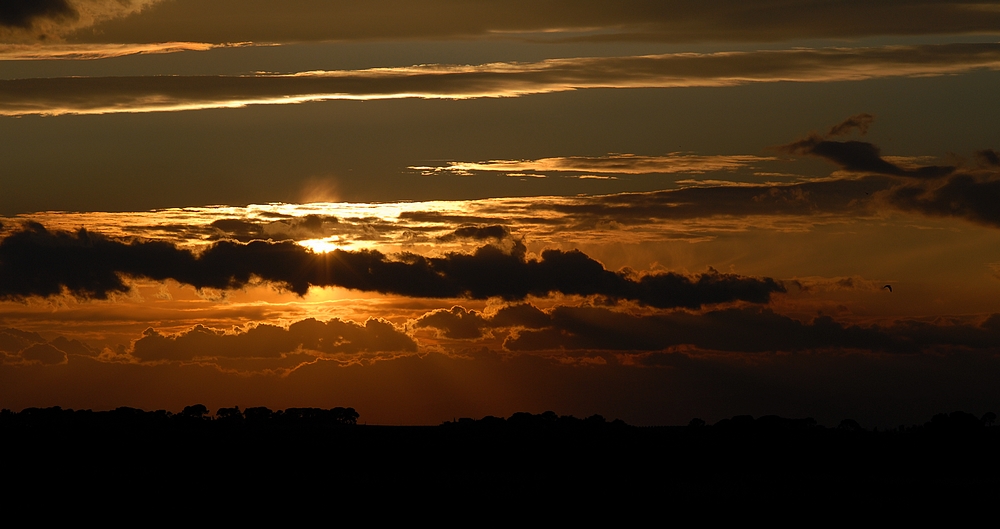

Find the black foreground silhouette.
[{"left": 3, "top": 406, "right": 998, "bottom": 503}]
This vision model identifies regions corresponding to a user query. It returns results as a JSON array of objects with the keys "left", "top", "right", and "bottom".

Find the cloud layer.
[
  {"left": 52, "top": 1, "right": 1000, "bottom": 45},
  {"left": 781, "top": 117, "right": 1000, "bottom": 228},
  {"left": 416, "top": 304, "right": 1000, "bottom": 356},
  {"left": 0, "top": 223, "right": 784, "bottom": 307},
  {"left": 131, "top": 317, "right": 416, "bottom": 362},
  {"left": 4, "top": 43, "right": 1000, "bottom": 115}
]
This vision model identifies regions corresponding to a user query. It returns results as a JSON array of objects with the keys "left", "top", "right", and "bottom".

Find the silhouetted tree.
[
  {"left": 928, "top": 411, "right": 982, "bottom": 432},
  {"left": 243, "top": 407, "right": 273, "bottom": 422},
  {"left": 216, "top": 406, "right": 243, "bottom": 421},
  {"left": 330, "top": 407, "right": 359, "bottom": 425},
  {"left": 181, "top": 404, "right": 209, "bottom": 419},
  {"left": 982, "top": 412, "right": 997, "bottom": 427}
]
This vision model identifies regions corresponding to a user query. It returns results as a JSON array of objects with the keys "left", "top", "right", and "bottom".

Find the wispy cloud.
[
  {"left": 412, "top": 153, "right": 772, "bottom": 177},
  {"left": 0, "top": 177, "right": 886, "bottom": 251},
  {"left": 0, "top": 41, "right": 241, "bottom": 60},
  {"left": 4, "top": 43, "right": 1000, "bottom": 116}
]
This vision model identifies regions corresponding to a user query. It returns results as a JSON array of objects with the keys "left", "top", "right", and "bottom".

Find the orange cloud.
[
  {"left": 412, "top": 153, "right": 773, "bottom": 176},
  {"left": 0, "top": 41, "right": 239, "bottom": 60}
]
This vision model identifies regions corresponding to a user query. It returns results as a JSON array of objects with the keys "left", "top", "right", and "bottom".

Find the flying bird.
[{"left": 882, "top": 284, "right": 892, "bottom": 292}]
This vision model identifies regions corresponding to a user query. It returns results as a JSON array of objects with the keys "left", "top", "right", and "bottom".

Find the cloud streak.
[
  {"left": 0, "top": 41, "right": 236, "bottom": 60},
  {"left": 782, "top": 136, "right": 956, "bottom": 178},
  {"left": 886, "top": 174, "right": 1000, "bottom": 228},
  {"left": 778, "top": 116, "right": 1000, "bottom": 228},
  {"left": 4, "top": 43, "right": 1000, "bottom": 115},
  {"left": 412, "top": 153, "right": 772, "bottom": 177}
]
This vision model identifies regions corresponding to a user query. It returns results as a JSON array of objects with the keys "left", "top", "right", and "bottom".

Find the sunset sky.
[{"left": 3, "top": 0, "right": 1000, "bottom": 426}]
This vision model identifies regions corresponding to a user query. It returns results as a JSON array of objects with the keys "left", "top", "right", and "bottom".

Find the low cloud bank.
[
  {"left": 0, "top": 223, "right": 784, "bottom": 307},
  {"left": 132, "top": 317, "right": 416, "bottom": 362},
  {"left": 417, "top": 304, "right": 1000, "bottom": 355}
]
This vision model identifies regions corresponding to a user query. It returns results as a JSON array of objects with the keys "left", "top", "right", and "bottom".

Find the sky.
[{"left": 2, "top": 0, "right": 1000, "bottom": 426}]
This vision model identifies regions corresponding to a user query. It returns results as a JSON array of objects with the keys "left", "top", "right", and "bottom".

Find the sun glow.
[{"left": 298, "top": 236, "right": 342, "bottom": 253}]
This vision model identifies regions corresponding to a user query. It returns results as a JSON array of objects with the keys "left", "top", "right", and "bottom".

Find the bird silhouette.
[{"left": 882, "top": 284, "right": 892, "bottom": 293}]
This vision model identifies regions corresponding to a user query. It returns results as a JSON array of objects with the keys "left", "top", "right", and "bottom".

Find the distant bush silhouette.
[
  {"left": 216, "top": 406, "right": 243, "bottom": 421},
  {"left": 181, "top": 404, "right": 209, "bottom": 419},
  {"left": 243, "top": 406, "right": 274, "bottom": 422},
  {"left": 927, "top": 411, "right": 984, "bottom": 432}
]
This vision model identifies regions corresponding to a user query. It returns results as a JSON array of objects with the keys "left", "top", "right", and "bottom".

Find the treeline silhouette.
[
  {"left": 4, "top": 405, "right": 996, "bottom": 434},
  {"left": 3, "top": 406, "right": 998, "bottom": 503},
  {"left": 0, "top": 404, "right": 359, "bottom": 429}
]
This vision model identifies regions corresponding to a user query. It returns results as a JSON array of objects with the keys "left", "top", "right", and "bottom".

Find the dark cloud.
[
  {"left": 0, "top": 331, "right": 96, "bottom": 361},
  {"left": 976, "top": 149, "right": 1000, "bottom": 167},
  {"left": 437, "top": 225, "right": 510, "bottom": 243},
  {"left": 131, "top": 317, "right": 416, "bottom": 362},
  {"left": 269, "top": 214, "right": 329, "bottom": 237},
  {"left": 70, "top": 1, "right": 1000, "bottom": 45},
  {"left": 49, "top": 336, "right": 98, "bottom": 357},
  {"left": 827, "top": 113, "right": 874, "bottom": 137},
  {"left": 414, "top": 304, "right": 551, "bottom": 339},
  {"left": 19, "top": 343, "right": 67, "bottom": 365},
  {"left": 774, "top": 121, "right": 1000, "bottom": 228},
  {"left": 493, "top": 305, "right": 1000, "bottom": 355},
  {"left": 210, "top": 215, "right": 337, "bottom": 243},
  {"left": 489, "top": 303, "right": 551, "bottom": 329},
  {"left": 539, "top": 176, "right": 888, "bottom": 223},
  {"left": 210, "top": 219, "right": 264, "bottom": 242},
  {"left": 780, "top": 135, "right": 955, "bottom": 178},
  {"left": 0, "top": 223, "right": 785, "bottom": 307},
  {"left": 0, "top": 0, "right": 76, "bottom": 29},
  {"left": 792, "top": 276, "right": 882, "bottom": 293},
  {"left": 502, "top": 306, "right": 903, "bottom": 353},
  {"left": 0, "top": 222, "right": 307, "bottom": 299},
  {"left": 414, "top": 307, "right": 491, "bottom": 339},
  {"left": 885, "top": 174, "right": 1000, "bottom": 228},
  {"left": 0, "top": 0, "right": 154, "bottom": 42},
  {"left": 399, "top": 211, "right": 530, "bottom": 226},
  {"left": 0, "top": 328, "right": 44, "bottom": 353}
]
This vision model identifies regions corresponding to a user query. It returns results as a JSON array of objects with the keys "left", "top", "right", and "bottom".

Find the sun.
[{"left": 298, "top": 236, "right": 342, "bottom": 254}]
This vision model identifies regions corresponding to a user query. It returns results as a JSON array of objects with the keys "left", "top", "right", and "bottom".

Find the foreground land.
[{"left": 3, "top": 407, "right": 998, "bottom": 503}]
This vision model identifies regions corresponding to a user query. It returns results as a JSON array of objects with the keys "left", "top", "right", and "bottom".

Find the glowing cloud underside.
[{"left": 411, "top": 153, "right": 774, "bottom": 176}]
